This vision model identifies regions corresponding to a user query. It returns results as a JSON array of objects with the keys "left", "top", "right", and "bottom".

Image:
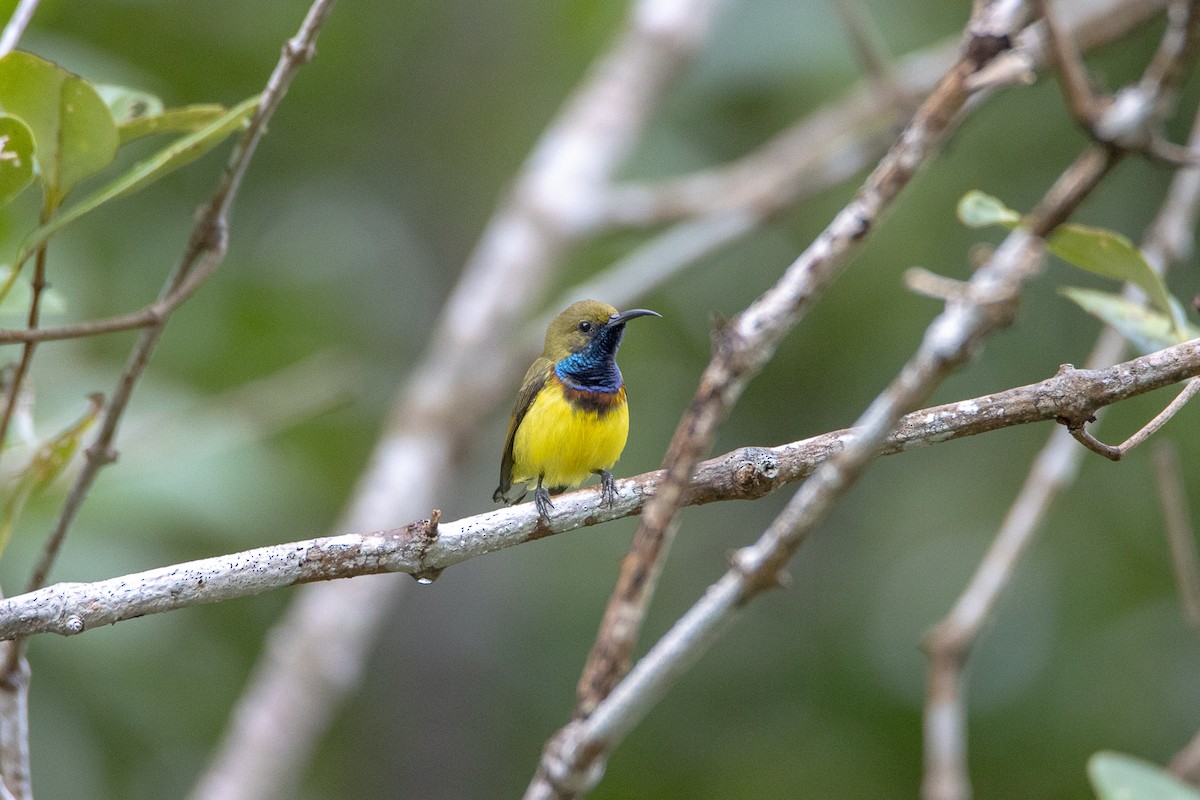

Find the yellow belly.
[{"left": 511, "top": 385, "right": 629, "bottom": 490}]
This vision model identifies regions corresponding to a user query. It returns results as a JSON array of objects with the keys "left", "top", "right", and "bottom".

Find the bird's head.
[{"left": 542, "top": 300, "right": 660, "bottom": 364}]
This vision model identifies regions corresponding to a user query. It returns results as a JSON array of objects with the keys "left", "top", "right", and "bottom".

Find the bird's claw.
[
  {"left": 534, "top": 486, "right": 554, "bottom": 521},
  {"left": 598, "top": 470, "right": 618, "bottom": 508}
]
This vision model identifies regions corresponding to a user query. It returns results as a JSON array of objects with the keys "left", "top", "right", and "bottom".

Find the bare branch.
[
  {"left": 1065, "top": 377, "right": 1200, "bottom": 459},
  {"left": 831, "top": 0, "right": 907, "bottom": 111},
  {"left": 0, "top": 649, "right": 29, "bottom": 800},
  {"left": 1172, "top": 726, "right": 1200, "bottom": 784},
  {"left": 0, "top": 235, "right": 49, "bottom": 467},
  {"left": 0, "top": 339, "right": 1195, "bottom": 643},
  {"left": 1155, "top": 441, "right": 1200, "bottom": 629},
  {"left": 1094, "top": 0, "right": 1200, "bottom": 149},
  {"left": 0, "top": 0, "right": 40, "bottom": 59},
  {"left": 1035, "top": 0, "right": 1105, "bottom": 126}
]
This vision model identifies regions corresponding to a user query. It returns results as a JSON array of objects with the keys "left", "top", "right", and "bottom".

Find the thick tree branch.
[{"left": 0, "top": 338, "right": 1196, "bottom": 643}]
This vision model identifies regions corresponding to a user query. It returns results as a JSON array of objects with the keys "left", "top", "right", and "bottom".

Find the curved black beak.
[{"left": 607, "top": 308, "right": 661, "bottom": 327}]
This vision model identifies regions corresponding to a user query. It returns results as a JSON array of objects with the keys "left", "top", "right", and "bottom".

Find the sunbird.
[{"left": 494, "top": 300, "right": 660, "bottom": 519}]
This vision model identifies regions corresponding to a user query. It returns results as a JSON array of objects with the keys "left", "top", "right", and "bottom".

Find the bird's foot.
[
  {"left": 534, "top": 485, "right": 555, "bottom": 520},
  {"left": 597, "top": 470, "right": 617, "bottom": 508}
]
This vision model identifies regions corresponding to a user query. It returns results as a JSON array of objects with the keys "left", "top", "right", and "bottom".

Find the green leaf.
[
  {"left": 957, "top": 189, "right": 1186, "bottom": 339},
  {"left": 94, "top": 83, "right": 164, "bottom": 126},
  {"left": 0, "top": 394, "right": 101, "bottom": 559},
  {"left": 116, "top": 103, "right": 230, "bottom": 146},
  {"left": 1060, "top": 287, "right": 1200, "bottom": 353},
  {"left": 957, "top": 190, "right": 1020, "bottom": 228},
  {"left": 0, "top": 114, "right": 35, "bottom": 205},
  {"left": 16, "top": 94, "right": 260, "bottom": 264},
  {"left": 1088, "top": 752, "right": 1200, "bottom": 800},
  {"left": 0, "top": 51, "right": 119, "bottom": 204},
  {"left": 1045, "top": 224, "right": 1179, "bottom": 327}
]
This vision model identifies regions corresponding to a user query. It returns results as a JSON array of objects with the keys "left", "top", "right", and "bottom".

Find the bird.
[{"left": 494, "top": 299, "right": 660, "bottom": 520}]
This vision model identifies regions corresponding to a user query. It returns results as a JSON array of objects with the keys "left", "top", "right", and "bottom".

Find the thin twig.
[
  {"left": 0, "top": 339, "right": 1197, "bottom": 643},
  {"left": 0, "top": 649, "right": 29, "bottom": 800},
  {"left": 0, "top": 235, "right": 48, "bottom": 461},
  {"left": 1065, "top": 376, "right": 1200, "bottom": 460},
  {"left": 1171, "top": 726, "right": 1200, "bottom": 783},
  {"left": 1154, "top": 442, "right": 1200, "bottom": 629},
  {"left": 0, "top": 0, "right": 40, "bottom": 59},
  {"left": 0, "top": 0, "right": 337, "bottom": 689},
  {"left": 1036, "top": 0, "right": 1106, "bottom": 125},
  {"left": 831, "top": 0, "right": 908, "bottom": 111},
  {"left": 571, "top": 0, "right": 1033, "bottom": 726},
  {"left": 1095, "top": 0, "right": 1200, "bottom": 150}
]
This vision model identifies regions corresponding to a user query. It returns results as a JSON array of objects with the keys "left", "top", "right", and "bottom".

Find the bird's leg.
[
  {"left": 533, "top": 476, "right": 554, "bottom": 520},
  {"left": 596, "top": 469, "right": 617, "bottom": 508}
]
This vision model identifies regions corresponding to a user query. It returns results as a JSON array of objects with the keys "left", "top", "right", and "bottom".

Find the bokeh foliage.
[{"left": 0, "top": 1, "right": 1197, "bottom": 799}]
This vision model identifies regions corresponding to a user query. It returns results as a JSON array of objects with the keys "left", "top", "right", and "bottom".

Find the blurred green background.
[{"left": 1, "top": 0, "right": 1199, "bottom": 798}]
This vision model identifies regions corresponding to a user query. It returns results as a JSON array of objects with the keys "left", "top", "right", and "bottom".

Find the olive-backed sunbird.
[{"left": 494, "top": 299, "right": 660, "bottom": 519}]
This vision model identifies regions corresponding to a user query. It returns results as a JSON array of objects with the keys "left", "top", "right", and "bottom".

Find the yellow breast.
[{"left": 511, "top": 382, "right": 629, "bottom": 491}]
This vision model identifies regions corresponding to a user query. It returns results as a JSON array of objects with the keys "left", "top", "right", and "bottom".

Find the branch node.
[
  {"left": 729, "top": 448, "right": 779, "bottom": 497},
  {"left": 283, "top": 37, "right": 317, "bottom": 64},
  {"left": 963, "top": 50, "right": 1036, "bottom": 91},
  {"left": 541, "top": 726, "right": 606, "bottom": 797},
  {"left": 728, "top": 548, "right": 788, "bottom": 592},
  {"left": 63, "top": 615, "right": 84, "bottom": 636},
  {"left": 410, "top": 511, "right": 444, "bottom": 585}
]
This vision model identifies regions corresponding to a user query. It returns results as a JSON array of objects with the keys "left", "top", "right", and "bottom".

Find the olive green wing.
[{"left": 493, "top": 359, "right": 552, "bottom": 504}]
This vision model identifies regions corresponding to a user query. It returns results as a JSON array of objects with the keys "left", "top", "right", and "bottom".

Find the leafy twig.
[{"left": 921, "top": 15, "right": 1200, "bottom": 793}]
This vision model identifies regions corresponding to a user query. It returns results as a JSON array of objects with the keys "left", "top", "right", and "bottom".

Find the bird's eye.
[{"left": 578, "top": 320, "right": 592, "bottom": 333}]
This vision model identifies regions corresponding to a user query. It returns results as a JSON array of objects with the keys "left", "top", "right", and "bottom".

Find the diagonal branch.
[
  {"left": 571, "top": 0, "right": 1034, "bottom": 724},
  {"left": 1154, "top": 442, "right": 1200, "bottom": 629},
  {"left": 0, "top": 0, "right": 40, "bottom": 59}
]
